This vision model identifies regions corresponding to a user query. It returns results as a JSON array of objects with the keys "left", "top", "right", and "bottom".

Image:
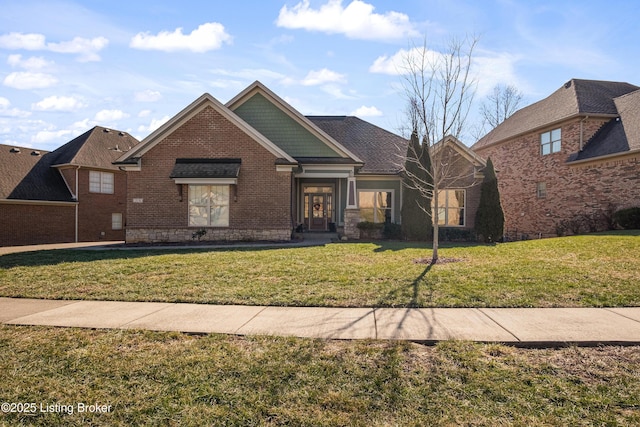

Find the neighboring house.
[
  {"left": 114, "top": 81, "right": 486, "bottom": 243},
  {"left": 0, "top": 126, "right": 138, "bottom": 246},
  {"left": 472, "top": 79, "right": 640, "bottom": 238}
]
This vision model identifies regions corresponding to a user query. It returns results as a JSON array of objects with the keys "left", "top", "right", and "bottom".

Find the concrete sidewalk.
[{"left": 2, "top": 297, "right": 640, "bottom": 346}]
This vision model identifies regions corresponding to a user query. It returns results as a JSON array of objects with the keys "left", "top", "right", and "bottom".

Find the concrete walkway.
[{"left": 2, "top": 297, "right": 640, "bottom": 346}]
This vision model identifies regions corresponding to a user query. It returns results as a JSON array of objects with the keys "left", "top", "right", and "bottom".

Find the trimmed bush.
[
  {"left": 614, "top": 207, "right": 640, "bottom": 230},
  {"left": 474, "top": 157, "right": 504, "bottom": 242},
  {"left": 401, "top": 130, "right": 432, "bottom": 241}
]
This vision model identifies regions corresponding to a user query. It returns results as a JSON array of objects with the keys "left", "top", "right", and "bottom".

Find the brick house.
[
  {"left": 115, "top": 81, "right": 484, "bottom": 243},
  {"left": 472, "top": 79, "right": 640, "bottom": 238},
  {"left": 0, "top": 127, "right": 138, "bottom": 246}
]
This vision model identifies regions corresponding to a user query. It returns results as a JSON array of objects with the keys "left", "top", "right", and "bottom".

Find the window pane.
[
  {"left": 359, "top": 192, "right": 375, "bottom": 208},
  {"left": 541, "top": 132, "right": 550, "bottom": 144},
  {"left": 360, "top": 208, "right": 375, "bottom": 222},
  {"left": 551, "top": 128, "right": 561, "bottom": 141},
  {"left": 541, "top": 144, "right": 551, "bottom": 155},
  {"left": 454, "top": 190, "right": 465, "bottom": 208},
  {"left": 112, "top": 213, "right": 122, "bottom": 230},
  {"left": 102, "top": 173, "right": 114, "bottom": 193},
  {"left": 552, "top": 140, "right": 561, "bottom": 153},
  {"left": 189, "top": 185, "right": 206, "bottom": 204},
  {"left": 189, "top": 206, "right": 208, "bottom": 226},
  {"left": 436, "top": 190, "right": 448, "bottom": 208},
  {"left": 89, "top": 171, "right": 101, "bottom": 193},
  {"left": 437, "top": 207, "right": 446, "bottom": 225},
  {"left": 210, "top": 205, "right": 229, "bottom": 227}
]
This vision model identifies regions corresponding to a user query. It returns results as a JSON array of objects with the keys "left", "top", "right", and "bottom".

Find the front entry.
[{"left": 309, "top": 194, "right": 327, "bottom": 231}]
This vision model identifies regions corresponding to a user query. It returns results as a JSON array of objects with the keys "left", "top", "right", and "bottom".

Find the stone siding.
[{"left": 126, "top": 228, "right": 290, "bottom": 243}]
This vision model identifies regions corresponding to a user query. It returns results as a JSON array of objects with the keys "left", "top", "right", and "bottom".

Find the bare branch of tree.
[
  {"left": 400, "top": 35, "right": 479, "bottom": 263},
  {"left": 480, "top": 84, "right": 523, "bottom": 130}
]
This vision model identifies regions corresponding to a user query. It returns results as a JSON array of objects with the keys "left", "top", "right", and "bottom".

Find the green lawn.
[
  {"left": 1, "top": 326, "right": 638, "bottom": 426},
  {"left": 1, "top": 231, "right": 639, "bottom": 308}
]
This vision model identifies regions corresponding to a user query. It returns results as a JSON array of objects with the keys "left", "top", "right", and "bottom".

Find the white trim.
[
  {"left": 116, "top": 92, "right": 296, "bottom": 164},
  {"left": 276, "top": 165, "right": 296, "bottom": 172},
  {"left": 295, "top": 171, "right": 351, "bottom": 179},
  {"left": 226, "top": 81, "right": 364, "bottom": 163},
  {"left": 434, "top": 188, "right": 467, "bottom": 228},
  {"left": 357, "top": 188, "right": 395, "bottom": 223},
  {"left": 173, "top": 177, "right": 238, "bottom": 185},
  {"left": 355, "top": 175, "right": 403, "bottom": 182}
]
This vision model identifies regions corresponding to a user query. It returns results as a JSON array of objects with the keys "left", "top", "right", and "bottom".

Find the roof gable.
[
  {"left": 226, "top": 81, "right": 363, "bottom": 162},
  {"left": 52, "top": 126, "right": 139, "bottom": 170},
  {"left": 116, "top": 93, "right": 295, "bottom": 164},
  {"left": 474, "top": 79, "right": 640, "bottom": 151}
]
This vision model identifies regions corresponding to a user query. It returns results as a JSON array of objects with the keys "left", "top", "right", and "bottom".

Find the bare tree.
[
  {"left": 480, "top": 84, "right": 523, "bottom": 130},
  {"left": 401, "top": 36, "right": 478, "bottom": 263}
]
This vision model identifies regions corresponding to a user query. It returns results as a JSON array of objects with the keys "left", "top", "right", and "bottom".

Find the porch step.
[{"left": 302, "top": 232, "right": 339, "bottom": 241}]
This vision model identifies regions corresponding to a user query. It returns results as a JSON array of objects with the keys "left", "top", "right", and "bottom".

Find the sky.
[{"left": 1, "top": 0, "right": 639, "bottom": 152}]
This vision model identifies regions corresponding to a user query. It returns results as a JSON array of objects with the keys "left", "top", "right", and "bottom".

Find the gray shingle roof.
[
  {"left": 170, "top": 158, "right": 241, "bottom": 179},
  {"left": 0, "top": 145, "right": 72, "bottom": 201},
  {"left": 473, "top": 79, "right": 640, "bottom": 151},
  {"left": 1, "top": 126, "right": 139, "bottom": 201},
  {"left": 306, "top": 116, "right": 407, "bottom": 174},
  {"left": 52, "top": 126, "right": 139, "bottom": 170}
]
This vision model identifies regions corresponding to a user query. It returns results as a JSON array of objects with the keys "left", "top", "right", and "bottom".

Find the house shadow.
[
  {"left": 0, "top": 244, "right": 305, "bottom": 269},
  {"left": 369, "top": 240, "right": 484, "bottom": 252}
]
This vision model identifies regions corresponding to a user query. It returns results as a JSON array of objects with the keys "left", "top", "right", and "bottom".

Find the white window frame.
[
  {"left": 89, "top": 171, "right": 114, "bottom": 194},
  {"left": 357, "top": 190, "right": 394, "bottom": 223},
  {"left": 188, "top": 185, "right": 230, "bottom": 227},
  {"left": 540, "top": 128, "right": 561, "bottom": 155},
  {"left": 112, "top": 213, "right": 123, "bottom": 230},
  {"left": 433, "top": 189, "right": 466, "bottom": 227},
  {"left": 536, "top": 182, "right": 547, "bottom": 199}
]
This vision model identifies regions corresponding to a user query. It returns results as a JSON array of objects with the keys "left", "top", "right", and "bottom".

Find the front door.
[{"left": 309, "top": 194, "right": 327, "bottom": 231}]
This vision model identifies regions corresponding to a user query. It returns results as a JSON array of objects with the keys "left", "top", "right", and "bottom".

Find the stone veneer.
[
  {"left": 343, "top": 208, "right": 361, "bottom": 239},
  {"left": 126, "top": 228, "right": 291, "bottom": 243}
]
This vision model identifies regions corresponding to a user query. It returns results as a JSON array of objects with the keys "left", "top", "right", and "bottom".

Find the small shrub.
[
  {"left": 438, "top": 227, "right": 476, "bottom": 242},
  {"left": 382, "top": 223, "right": 402, "bottom": 240},
  {"left": 614, "top": 207, "right": 640, "bottom": 230},
  {"left": 356, "top": 221, "right": 384, "bottom": 230}
]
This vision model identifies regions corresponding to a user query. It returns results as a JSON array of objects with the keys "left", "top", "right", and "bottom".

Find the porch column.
[{"left": 344, "top": 177, "right": 360, "bottom": 239}]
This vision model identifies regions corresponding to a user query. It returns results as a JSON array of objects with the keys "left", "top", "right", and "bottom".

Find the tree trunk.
[{"left": 431, "top": 189, "right": 439, "bottom": 264}]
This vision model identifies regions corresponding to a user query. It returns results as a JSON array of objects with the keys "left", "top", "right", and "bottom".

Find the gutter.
[{"left": 567, "top": 147, "right": 640, "bottom": 166}]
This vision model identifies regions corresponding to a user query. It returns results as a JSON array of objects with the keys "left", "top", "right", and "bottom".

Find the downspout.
[{"left": 75, "top": 166, "right": 80, "bottom": 243}]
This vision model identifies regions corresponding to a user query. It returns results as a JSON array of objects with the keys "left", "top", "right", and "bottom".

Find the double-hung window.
[
  {"left": 358, "top": 191, "right": 392, "bottom": 223},
  {"left": 433, "top": 189, "right": 465, "bottom": 226},
  {"left": 89, "top": 171, "right": 114, "bottom": 194},
  {"left": 188, "top": 185, "right": 229, "bottom": 227},
  {"left": 541, "top": 128, "right": 561, "bottom": 155}
]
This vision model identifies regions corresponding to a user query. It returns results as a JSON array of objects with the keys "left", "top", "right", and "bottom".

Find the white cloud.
[
  {"left": 321, "top": 84, "right": 356, "bottom": 99},
  {"left": 7, "top": 54, "right": 53, "bottom": 70},
  {"left": 47, "top": 36, "right": 109, "bottom": 62},
  {"left": 138, "top": 109, "right": 151, "bottom": 118},
  {"left": 350, "top": 105, "right": 383, "bottom": 117},
  {"left": 369, "top": 47, "right": 441, "bottom": 75},
  {"left": 301, "top": 68, "right": 346, "bottom": 86},
  {"left": 0, "top": 32, "right": 108, "bottom": 62},
  {"left": 0, "top": 97, "right": 31, "bottom": 118},
  {"left": 472, "top": 52, "right": 523, "bottom": 97},
  {"left": 32, "top": 129, "right": 73, "bottom": 143},
  {"left": 94, "top": 109, "right": 129, "bottom": 122},
  {"left": 138, "top": 115, "right": 170, "bottom": 134},
  {"left": 276, "top": 0, "right": 419, "bottom": 41},
  {"left": 32, "top": 96, "right": 87, "bottom": 112},
  {"left": 130, "top": 23, "right": 232, "bottom": 53},
  {"left": 3, "top": 72, "right": 58, "bottom": 89},
  {"left": 0, "top": 32, "right": 46, "bottom": 50},
  {"left": 134, "top": 89, "right": 162, "bottom": 102}
]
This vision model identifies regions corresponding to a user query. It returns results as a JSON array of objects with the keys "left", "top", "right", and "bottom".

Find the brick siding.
[
  {"left": 475, "top": 117, "right": 640, "bottom": 237},
  {"left": 126, "top": 105, "right": 292, "bottom": 242},
  {"left": 0, "top": 203, "right": 75, "bottom": 246}
]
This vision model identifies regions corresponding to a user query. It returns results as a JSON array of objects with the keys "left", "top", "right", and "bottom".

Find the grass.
[
  {"left": 1, "top": 231, "right": 639, "bottom": 308},
  {"left": 1, "top": 325, "right": 639, "bottom": 426}
]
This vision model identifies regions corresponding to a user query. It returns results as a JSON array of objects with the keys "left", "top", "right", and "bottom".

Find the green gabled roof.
[{"left": 232, "top": 92, "right": 342, "bottom": 158}]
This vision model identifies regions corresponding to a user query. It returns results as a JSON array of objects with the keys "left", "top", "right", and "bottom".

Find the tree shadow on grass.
[{"left": 375, "top": 263, "right": 433, "bottom": 308}]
